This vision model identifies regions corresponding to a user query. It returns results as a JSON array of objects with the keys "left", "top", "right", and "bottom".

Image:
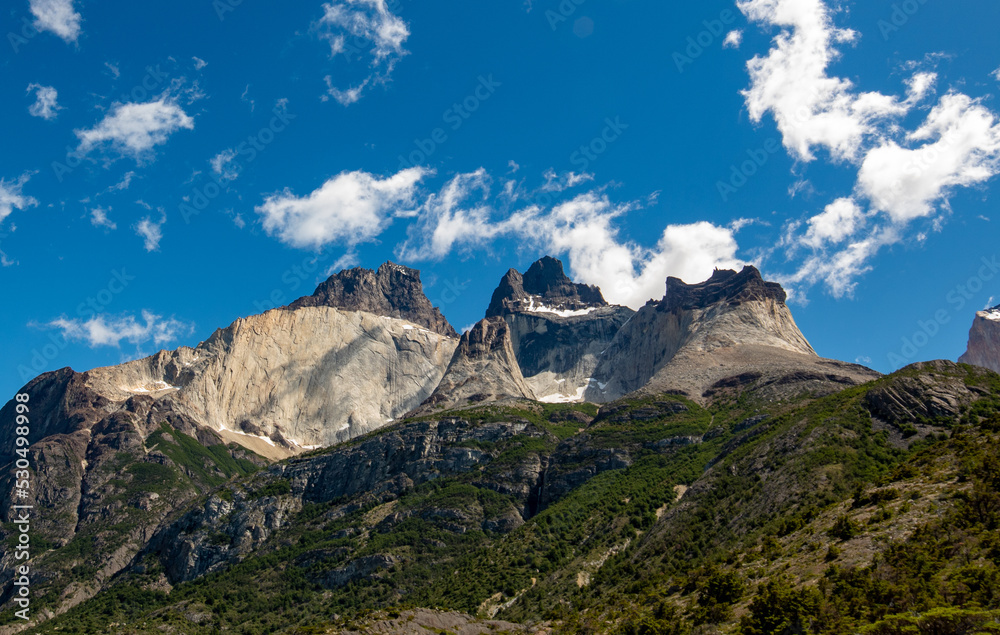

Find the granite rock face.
[
  {"left": 289, "top": 261, "right": 457, "bottom": 338},
  {"left": 0, "top": 263, "right": 460, "bottom": 460},
  {"left": 486, "top": 256, "right": 608, "bottom": 317},
  {"left": 587, "top": 266, "right": 879, "bottom": 402},
  {"left": 485, "top": 257, "right": 635, "bottom": 402},
  {"left": 415, "top": 317, "right": 536, "bottom": 414},
  {"left": 959, "top": 305, "right": 1000, "bottom": 374}
]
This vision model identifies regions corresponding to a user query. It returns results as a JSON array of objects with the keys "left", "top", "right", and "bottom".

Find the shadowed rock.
[
  {"left": 959, "top": 305, "right": 1000, "bottom": 374},
  {"left": 289, "top": 261, "right": 457, "bottom": 338}
]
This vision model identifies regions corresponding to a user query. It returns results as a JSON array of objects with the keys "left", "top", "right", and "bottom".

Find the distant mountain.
[
  {"left": 415, "top": 316, "right": 536, "bottom": 414},
  {"left": 959, "top": 305, "right": 1000, "bottom": 374},
  {"left": 288, "top": 261, "right": 458, "bottom": 337},
  {"left": 5, "top": 258, "right": 1000, "bottom": 635},
  {"left": 588, "top": 266, "right": 878, "bottom": 402},
  {"left": 486, "top": 257, "right": 635, "bottom": 402}
]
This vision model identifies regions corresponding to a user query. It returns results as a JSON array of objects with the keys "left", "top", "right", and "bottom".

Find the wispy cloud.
[
  {"left": 44, "top": 311, "right": 193, "bottom": 348},
  {"left": 75, "top": 98, "right": 195, "bottom": 161},
  {"left": 395, "top": 170, "right": 742, "bottom": 308},
  {"left": 316, "top": 0, "right": 410, "bottom": 105},
  {"left": 29, "top": 0, "right": 82, "bottom": 44},
  {"left": 0, "top": 174, "right": 39, "bottom": 225},
  {"left": 135, "top": 207, "right": 167, "bottom": 251},
  {"left": 210, "top": 149, "right": 240, "bottom": 182},
  {"left": 738, "top": 0, "right": 1000, "bottom": 298},
  {"left": 90, "top": 206, "right": 117, "bottom": 230},
  {"left": 26, "top": 84, "right": 61, "bottom": 120},
  {"left": 723, "top": 30, "right": 743, "bottom": 49}
]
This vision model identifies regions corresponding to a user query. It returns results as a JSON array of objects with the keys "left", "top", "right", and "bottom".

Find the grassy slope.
[{"left": 18, "top": 365, "right": 1000, "bottom": 635}]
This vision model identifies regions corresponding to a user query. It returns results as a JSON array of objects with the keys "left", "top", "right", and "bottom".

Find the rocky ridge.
[
  {"left": 414, "top": 317, "right": 536, "bottom": 414},
  {"left": 587, "top": 266, "right": 878, "bottom": 402},
  {"left": 959, "top": 304, "right": 1000, "bottom": 374},
  {"left": 485, "top": 258, "right": 635, "bottom": 403},
  {"left": 288, "top": 261, "right": 457, "bottom": 338}
]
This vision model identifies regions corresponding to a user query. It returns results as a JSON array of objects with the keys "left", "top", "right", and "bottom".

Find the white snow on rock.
[
  {"left": 120, "top": 380, "right": 180, "bottom": 394},
  {"left": 538, "top": 378, "right": 595, "bottom": 403},
  {"left": 218, "top": 425, "right": 276, "bottom": 447},
  {"left": 522, "top": 295, "right": 600, "bottom": 318}
]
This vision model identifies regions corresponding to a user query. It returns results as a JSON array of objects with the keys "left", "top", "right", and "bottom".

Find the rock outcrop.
[
  {"left": 415, "top": 317, "right": 536, "bottom": 414},
  {"left": 1, "top": 264, "right": 460, "bottom": 461},
  {"left": 959, "top": 305, "right": 1000, "bottom": 374},
  {"left": 485, "top": 257, "right": 635, "bottom": 402},
  {"left": 486, "top": 256, "right": 608, "bottom": 317},
  {"left": 588, "top": 266, "right": 879, "bottom": 403},
  {"left": 289, "top": 261, "right": 457, "bottom": 337}
]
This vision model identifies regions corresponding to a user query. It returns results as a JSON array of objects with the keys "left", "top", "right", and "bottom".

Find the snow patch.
[
  {"left": 984, "top": 308, "right": 1000, "bottom": 321},
  {"left": 120, "top": 380, "right": 179, "bottom": 394},
  {"left": 538, "top": 378, "right": 594, "bottom": 403},
  {"left": 219, "top": 425, "right": 276, "bottom": 447},
  {"left": 522, "top": 295, "right": 600, "bottom": 318}
]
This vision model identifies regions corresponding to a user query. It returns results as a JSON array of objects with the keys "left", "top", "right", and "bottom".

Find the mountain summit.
[
  {"left": 959, "top": 304, "right": 1000, "bottom": 374},
  {"left": 289, "top": 261, "right": 457, "bottom": 337},
  {"left": 589, "top": 265, "right": 875, "bottom": 402},
  {"left": 664, "top": 266, "right": 787, "bottom": 311},
  {"left": 486, "top": 256, "right": 608, "bottom": 318}
]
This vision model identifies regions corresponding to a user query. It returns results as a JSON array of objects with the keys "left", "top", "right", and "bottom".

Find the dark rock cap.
[
  {"left": 663, "top": 265, "right": 786, "bottom": 311},
  {"left": 486, "top": 256, "right": 607, "bottom": 317},
  {"left": 287, "top": 261, "right": 458, "bottom": 337}
]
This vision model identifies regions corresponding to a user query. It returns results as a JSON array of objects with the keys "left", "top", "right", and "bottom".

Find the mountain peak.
[
  {"left": 663, "top": 265, "right": 786, "bottom": 311},
  {"left": 486, "top": 256, "right": 607, "bottom": 317},
  {"left": 287, "top": 261, "right": 458, "bottom": 337}
]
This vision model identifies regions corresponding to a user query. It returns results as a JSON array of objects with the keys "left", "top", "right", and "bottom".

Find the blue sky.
[{"left": 2, "top": 0, "right": 1000, "bottom": 398}]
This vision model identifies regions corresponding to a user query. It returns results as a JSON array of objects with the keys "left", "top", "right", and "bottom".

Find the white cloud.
[
  {"left": 540, "top": 169, "right": 594, "bottom": 192},
  {"left": 45, "top": 311, "right": 192, "bottom": 348},
  {"left": 992, "top": 66, "right": 1000, "bottom": 82},
  {"left": 800, "top": 197, "right": 863, "bottom": 248},
  {"left": 317, "top": 0, "right": 410, "bottom": 105},
  {"left": 739, "top": 0, "right": 1000, "bottom": 298},
  {"left": 738, "top": 0, "right": 908, "bottom": 163},
  {"left": 76, "top": 99, "right": 195, "bottom": 160},
  {"left": 396, "top": 169, "right": 498, "bottom": 260},
  {"left": 210, "top": 148, "right": 240, "bottom": 181},
  {"left": 90, "top": 207, "right": 117, "bottom": 230},
  {"left": 396, "top": 172, "right": 741, "bottom": 308},
  {"left": 104, "top": 62, "right": 121, "bottom": 79},
  {"left": 857, "top": 93, "right": 1000, "bottom": 223},
  {"left": 256, "top": 167, "right": 430, "bottom": 250},
  {"left": 30, "top": 0, "right": 81, "bottom": 44},
  {"left": 27, "top": 84, "right": 61, "bottom": 120},
  {"left": 0, "top": 175, "right": 38, "bottom": 225},
  {"left": 104, "top": 171, "right": 136, "bottom": 194},
  {"left": 723, "top": 30, "right": 743, "bottom": 49},
  {"left": 193, "top": 56, "right": 208, "bottom": 70},
  {"left": 136, "top": 211, "right": 166, "bottom": 251}
]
